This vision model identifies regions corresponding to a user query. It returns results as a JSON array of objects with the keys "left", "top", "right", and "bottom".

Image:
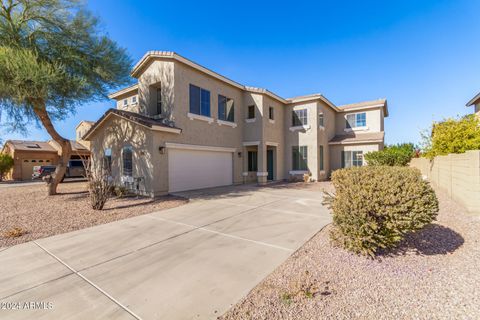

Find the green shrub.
[
  {"left": 0, "top": 153, "right": 14, "bottom": 181},
  {"left": 421, "top": 114, "right": 480, "bottom": 159},
  {"left": 324, "top": 166, "right": 439, "bottom": 257},
  {"left": 364, "top": 143, "right": 415, "bottom": 166}
]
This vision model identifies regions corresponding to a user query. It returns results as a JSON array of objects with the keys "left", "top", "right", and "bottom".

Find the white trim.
[
  {"left": 256, "top": 171, "right": 268, "bottom": 177},
  {"left": 245, "top": 118, "right": 256, "bottom": 123},
  {"left": 242, "top": 172, "right": 249, "bottom": 176},
  {"left": 243, "top": 141, "right": 260, "bottom": 146},
  {"left": 340, "top": 103, "right": 384, "bottom": 112},
  {"left": 217, "top": 119, "right": 237, "bottom": 128},
  {"left": 289, "top": 170, "right": 308, "bottom": 175},
  {"left": 187, "top": 112, "right": 214, "bottom": 124},
  {"left": 265, "top": 141, "right": 279, "bottom": 147},
  {"left": 344, "top": 126, "right": 369, "bottom": 132},
  {"left": 268, "top": 119, "right": 275, "bottom": 124},
  {"left": 289, "top": 124, "right": 311, "bottom": 132},
  {"left": 151, "top": 125, "right": 182, "bottom": 134},
  {"left": 165, "top": 143, "right": 235, "bottom": 153},
  {"left": 319, "top": 125, "right": 325, "bottom": 130},
  {"left": 329, "top": 139, "right": 383, "bottom": 146}
]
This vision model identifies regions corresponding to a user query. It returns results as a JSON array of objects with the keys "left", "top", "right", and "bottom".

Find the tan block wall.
[{"left": 410, "top": 151, "right": 480, "bottom": 213}]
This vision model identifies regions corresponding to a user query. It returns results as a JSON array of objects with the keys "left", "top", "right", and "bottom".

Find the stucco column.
[
  {"left": 257, "top": 142, "right": 268, "bottom": 185},
  {"left": 242, "top": 146, "right": 249, "bottom": 184}
]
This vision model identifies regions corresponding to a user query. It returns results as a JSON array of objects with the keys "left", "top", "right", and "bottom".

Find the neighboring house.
[
  {"left": 466, "top": 92, "right": 480, "bottom": 116},
  {"left": 76, "top": 120, "right": 95, "bottom": 149},
  {"left": 1, "top": 121, "right": 92, "bottom": 181},
  {"left": 84, "top": 51, "right": 388, "bottom": 196}
]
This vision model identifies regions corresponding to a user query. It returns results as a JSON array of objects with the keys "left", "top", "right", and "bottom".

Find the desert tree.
[{"left": 0, "top": 0, "right": 132, "bottom": 195}]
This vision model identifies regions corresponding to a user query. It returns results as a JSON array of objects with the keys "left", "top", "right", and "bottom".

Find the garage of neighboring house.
[
  {"left": 166, "top": 143, "right": 235, "bottom": 192},
  {"left": 1, "top": 140, "right": 90, "bottom": 181}
]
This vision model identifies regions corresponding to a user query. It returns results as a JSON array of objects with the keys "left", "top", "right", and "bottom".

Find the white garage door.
[{"left": 168, "top": 148, "right": 233, "bottom": 192}]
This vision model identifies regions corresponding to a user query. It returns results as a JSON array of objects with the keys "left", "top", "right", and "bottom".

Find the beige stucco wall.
[
  {"left": 475, "top": 103, "right": 480, "bottom": 116},
  {"left": 76, "top": 122, "right": 93, "bottom": 150},
  {"left": 410, "top": 151, "right": 480, "bottom": 213},
  {"left": 335, "top": 108, "right": 383, "bottom": 135},
  {"left": 2, "top": 144, "right": 58, "bottom": 181},
  {"left": 329, "top": 143, "right": 380, "bottom": 172},
  {"left": 114, "top": 92, "right": 140, "bottom": 113},
  {"left": 89, "top": 116, "right": 156, "bottom": 196}
]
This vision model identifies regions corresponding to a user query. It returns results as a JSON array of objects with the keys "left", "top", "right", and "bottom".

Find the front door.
[{"left": 267, "top": 149, "right": 274, "bottom": 181}]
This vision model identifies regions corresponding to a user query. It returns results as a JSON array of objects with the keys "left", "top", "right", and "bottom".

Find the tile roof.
[
  {"left": 5, "top": 140, "right": 57, "bottom": 152},
  {"left": 83, "top": 108, "right": 182, "bottom": 140},
  {"left": 329, "top": 132, "right": 385, "bottom": 145}
]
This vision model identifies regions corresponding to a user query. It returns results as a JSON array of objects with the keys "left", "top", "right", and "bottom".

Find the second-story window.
[
  {"left": 292, "top": 109, "right": 308, "bottom": 127},
  {"left": 156, "top": 87, "right": 162, "bottom": 115},
  {"left": 247, "top": 105, "right": 255, "bottom": 119},
  {"left": 346, "top": 112, "right": 366, "bottom": 128},
  {"left": 189, "top": 84, "right": 210, "bottom": 117},
  {"left": 318, "top": 113, "right": 324, "bottom": 127},
  {"left": 132, "top": 96, "right": 137, "bottom": 105},
  {"left": 269, "top": 107, "right": 274, "bottom": 120},
  {"left": 123, "top": 99, "right": 128, "bottom": 108},
  {"left": 218, "top": 95, "right": 234, "bottom": 122}
]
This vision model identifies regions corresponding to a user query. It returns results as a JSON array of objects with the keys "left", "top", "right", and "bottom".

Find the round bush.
[{"left": 326, "top": 166, "right": 439, "bottom": 256}]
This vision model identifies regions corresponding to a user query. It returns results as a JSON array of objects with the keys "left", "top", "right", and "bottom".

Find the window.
[
  {"left": 122, "top": 146, "right": 133, "bottom": 176},
  {"left": 218, "top": 95, "right": 235, "bottom": 122},
  {"left": 132, "top": 95, "right": 137, "bottom": 105},
  {"left": 189, "top": 84, "right": 210, "bottom": 117},
  {"left": 123, "top": 99, "right": 128, "bottom": 107},
  {"left": 156, "top": 87, "right": 162, "bottom": 115},
  {"left": 70, "top": 160, "right": 83, "bottom": 167},
  {"left": 292, "top": 109, "right": 308, "bottom": 126},
  {"left": 319, "top": 145, "right": 324, "bottom": 171},
  {"left": 346, "top": 112, "right": 367, "bottom": 128},
  {"left": 247, "top": 105, "right": 255, "bottom": 119},
  {"left": 269, "top": 106, "right": 274, "bottom": 120},
  {"left": 104, "top": 148, "right": 112, "bottom": 171},
  {"left": 292, "top": 146, "right": 308, "bottom": 171},
  {"left": 342, "top": 151, "right": 363, "bottom": 168},
  {"left": 318, "top": 113, "right": 324, "bottom": 127},
  {"left": 247, "top": 151, "right": 258, "bottom": 171}
]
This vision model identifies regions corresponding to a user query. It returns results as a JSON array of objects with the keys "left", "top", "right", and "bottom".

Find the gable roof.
[
  {"left": 83, "top": 108, "right": 182, "bottom": 140},
  {"left": 3, "top": 140, "right": 57, "bottom": 152},
  {"left": 329, "top": 132, "right": 385, "bottom": 145},
  {"left": 466, "top": 92, "right": 480, "bottom": 107},
  {"left": 108, "top": 84, "right": 139, "bottom": 99},
  {"left": 338, "top": 98, "right": 388, "bottom": 117}
]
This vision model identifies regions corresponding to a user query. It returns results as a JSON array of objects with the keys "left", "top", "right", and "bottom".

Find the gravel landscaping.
[
  {"left": 0, "top": 181, "right": 187, "bottom": 248},
  {"left": 221, "top": 183, "right": 480, "bottom": 320}
]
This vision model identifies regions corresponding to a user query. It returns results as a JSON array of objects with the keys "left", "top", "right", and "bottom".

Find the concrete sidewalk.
[{"left": 0, "top": 185, "right": 331, "bottom": 319}]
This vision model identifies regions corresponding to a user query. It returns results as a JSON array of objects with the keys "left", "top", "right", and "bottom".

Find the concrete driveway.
[{"left": 0, "top": 184, "right": 331, "bottom": 320}]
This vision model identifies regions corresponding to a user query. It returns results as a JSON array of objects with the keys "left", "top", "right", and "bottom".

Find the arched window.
[{"left": 122, "top": 146, "right": 133, "bottom": 176}]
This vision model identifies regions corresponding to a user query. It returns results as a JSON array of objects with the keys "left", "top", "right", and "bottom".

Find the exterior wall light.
[{"left": 159, "top": 146, "right": 165, "bottom": 154}]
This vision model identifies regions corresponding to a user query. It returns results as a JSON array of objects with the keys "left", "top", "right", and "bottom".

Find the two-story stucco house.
[{"left": 83, "top": 51, "right": 388, "bottom": 196}]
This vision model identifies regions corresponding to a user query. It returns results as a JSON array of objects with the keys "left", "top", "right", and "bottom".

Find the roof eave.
[
  {"left": 108, "top": 84, "right": 139, "bottom": 99},
  {"left": 466, "top": 92, "right": 480, "bottom": 107},
  {"left": 328, "top": 139, "right": 384, "bottom": 145}
]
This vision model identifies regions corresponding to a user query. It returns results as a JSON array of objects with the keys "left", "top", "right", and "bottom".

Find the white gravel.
[{"left": 221, "top": 183, "right": 480, "bottom": 320}]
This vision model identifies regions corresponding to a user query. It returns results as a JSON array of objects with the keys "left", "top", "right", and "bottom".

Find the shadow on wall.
[
  {"left": 382, "top": 224, "right": 464, "bottom": 256},
  {"left": 98, "top": 119, "right": 152, "bottom": 194}
]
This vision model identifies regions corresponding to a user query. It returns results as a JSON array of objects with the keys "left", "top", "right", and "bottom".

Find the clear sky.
[{"left": 2, "top": 0, "right": 479, "bottom": 145}]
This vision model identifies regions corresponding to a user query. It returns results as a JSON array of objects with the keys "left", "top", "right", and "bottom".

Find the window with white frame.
[
  {"left": 341, "top": 150, "right": 363, "bottom": 168},
  {"left": 104, "top": 148, "right": 112, "bottom": 171},
  {"left": 218, "top": 95, "right": 234, "bottom": 122},
  {"left": 189, "top": 84, "right": 210, "bottom": 117},
  {"left": 122, "top": 146, "right": 133, "bottom": 176},
  {"left": 132, "top": 95, "right": 137, "bottom": 105},
  {"left": 248, "top": 151, "right": 258, "bottom": 171},
  {"left": 292, "top": 109, "right": 308, "bottom": 126},
  {"left": 346, "top": 112, "right": 366, "bottom": 129},
  {"left": 123, "top": 99, "right": 128, "bottom": 107},
  {"left": 318, "top": 113, "right": 324, "bottom": 127},
  {"left": 292, "top": 146, "right": 308, "bottom": 171}
]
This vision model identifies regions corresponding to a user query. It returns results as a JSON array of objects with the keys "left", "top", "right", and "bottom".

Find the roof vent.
[{"left": 26, "top": 144, "right": 41, "bottom": 149}]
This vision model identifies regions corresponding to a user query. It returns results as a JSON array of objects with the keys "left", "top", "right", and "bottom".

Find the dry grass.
[
  {"left": 221, "top": 184, "right": 480, "bottom": 320},
  {"left": 0, "top": 181, "right": 187, "bottom": 248}
]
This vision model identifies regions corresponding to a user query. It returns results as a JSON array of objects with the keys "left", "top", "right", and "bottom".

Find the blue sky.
[{"left": 2, "top": 0, "right": 480, "bottom": 145}]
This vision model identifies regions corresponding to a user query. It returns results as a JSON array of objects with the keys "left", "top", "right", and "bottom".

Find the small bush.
[
  {"left": 113, "top": 186, "right": 128, "bottom": 198},
  {"left": 324, "top": 166, "right": 439, "bottom": 257},
  {"left": 0, "top": 153, "right": 14, "bottom": 181},
  {"left": 3, "top": 227, "right": 27, "bottom": 238},
  {"left": 364, "top": 143, "right": 415, "bottom": 166}
]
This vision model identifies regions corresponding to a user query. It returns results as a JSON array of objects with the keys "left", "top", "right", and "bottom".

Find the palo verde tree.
[{"left": 0, "top": 0, "right": 132, "bottom": 195}]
